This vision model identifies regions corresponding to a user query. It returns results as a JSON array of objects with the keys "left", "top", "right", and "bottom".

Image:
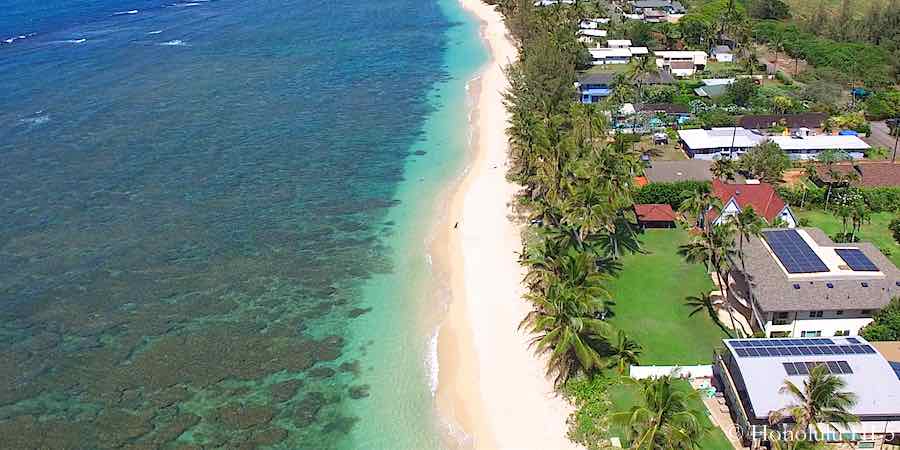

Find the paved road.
[{"left": 865, "top": 121, "right": 899, "bottom": 154}]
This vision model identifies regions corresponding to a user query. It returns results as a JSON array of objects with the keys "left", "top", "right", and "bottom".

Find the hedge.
[
  {"left": 634, "top": 181, "right": 710, "bottom": 209},
  {"left": 778, "top": 184, "right": 900, "bottom": 213}
]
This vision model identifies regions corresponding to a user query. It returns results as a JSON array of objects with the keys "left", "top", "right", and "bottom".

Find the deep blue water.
[{"left": 0, "top": 0, "right": 466, "bottom": 447}]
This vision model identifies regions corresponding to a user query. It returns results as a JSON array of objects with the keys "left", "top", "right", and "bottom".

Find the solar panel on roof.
[
  {"left": 850, "top": 345, "right": 865, "bottom": 353},
  {"left": 846, "top": 337, "right": 860, "bottom": 344},
  {"left": 784, "top": 362, "right": 799, "bottom": 375},
  {"left": 798, "top": 347, "right": 812, "bottom": 355},
  {"left": 826, "top": 361, "right": 841, "bottom": 373},
  {"left": 795, "top": 363, "right": 809, "bottom": 375},
  {"left": 837, "top": 361, "right": 853, "bottom": 374},
  {"left": 810, "top": 346, "right": 824, "bottom": 355},
  {"left": 735, "top": 348, "right": 749, "bottom": 357},
  {"left": 835, "top": 248, "right": 879, "bottom": 271},
  {"left": 788, "top": 347, "right": 802, "bottom": 356},
  {"left": 763, "top": 230, "right": 829, "bottom": 273},
  {"left": 862, "top": 345, "right": 876, "bottom": 354}
]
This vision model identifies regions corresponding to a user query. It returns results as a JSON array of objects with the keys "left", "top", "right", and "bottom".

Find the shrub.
[
  {"left": 890, "top": 217, "right": 900, "bottom": 244},
  {"left": 862, "top": 188, "right": 900, "bottom": 213},
  {"left": 634, "top": 181, "right": 710, "bottom": 208},
  {"left": 865, "top": 90, "right": 900, "bottom": 121},
  {"left": 860, "top": 297, "right": 900, "bottom": 342}
]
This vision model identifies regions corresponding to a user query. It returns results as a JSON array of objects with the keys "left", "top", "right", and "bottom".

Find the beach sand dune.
[{"left": 435, "top": 1, "right": 582, "bottom": 449}]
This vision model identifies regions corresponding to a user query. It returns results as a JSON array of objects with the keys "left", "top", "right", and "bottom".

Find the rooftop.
[
  {"left": 607, "top": 39, "right": 633, "bottom": 47},
  {"left": 740, "top": 228, "right": 900, "bottom": 312},
  {"left": 712, "top": 45, "right": 732, "bottom": 53},
  {"left": 710, "top": 179, "right": 786, "bottom": 223},
  {"left": 634, "top": 203, "right": 678, "bottom": 222},
  {"left": 737, "top": 113, "right": 828, "bottom": 130},
  {"left": 644, "top": 160, "right": 714, "bottom": 182},
  {"left": 677, "top": 127, "right": 766, "bottom": 150},
  {"left": 814, "top": 162, "right": 900, "bottom": 187},
  {"left": 722, "top": 336, "right": 900, "bottom": 422},
  {"left": 637, "top": 103, "right": 688, "bottom": 114},
  {"left": 770, "top": 134, "right": 870, "bottom": 152}
]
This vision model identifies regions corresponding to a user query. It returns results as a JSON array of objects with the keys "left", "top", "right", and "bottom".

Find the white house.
[
  {"left": 579, "top": 18, "right": 610, "bottom": 29},
  {"left": 589, "top": 47, "right": 633, "bottom": 65},
  {"left": 607, "top": 39, "right": 632, "bottom": 48},
  {"left": 715, "top": 336, "right": 900, "bottom": 449},
  {"left": 577, "top": 28, "right": 608, "bottom": 45},
  {"left": 677, "top": 127, "right": 871, "bottom": 160},
  {"left": 709, "top": 179, "right": 797, "bottom": 228},
  {"left": 654, "top": 50, "right": 707, "bottom": 76},
  {"left": 711, "top": 45, "right": 734, "bottom": 62},
  {"left": 734, "top": 228, "right": 900, "bottom": 339}
]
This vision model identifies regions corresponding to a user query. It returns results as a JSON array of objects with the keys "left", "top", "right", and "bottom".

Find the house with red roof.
[
  {"left": 634, "top": 203, "right": 678, "bottom": 228},
  {"left": 708, "top": 179, "right": 797, "bottom": 228}
]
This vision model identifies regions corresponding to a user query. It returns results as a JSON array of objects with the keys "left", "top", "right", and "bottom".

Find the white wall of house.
[
  {"left": 713, "top": 199, "right": 797, "bottom": 228},
  {"left": 714, "top": 53, "right": 733, "bottom": 62},
  {"left": 757, "top": 310, "right": 875, "bottom": 338}
]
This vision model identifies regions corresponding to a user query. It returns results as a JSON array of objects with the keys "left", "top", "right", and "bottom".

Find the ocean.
[{"left": 0, "top": 0, "right": 487, "bottom": 447}]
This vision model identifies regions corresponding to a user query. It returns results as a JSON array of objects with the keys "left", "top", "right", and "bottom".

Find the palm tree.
[
  {"left": 769, "top": 364, "right": 858, "bottom": 438},
  {"left": 711, "top": 157, "right": 738, "bottom": 181},
  {"left": 849, "top": 201, "right": 870, "bottom": 242},
  {"left": 732, "top": 206, "right": 765, "bottom": 275},
  {"left": 679, "top": 223, "right": 748, "bottom": 337},
  {"left": 520, "top": 283, "right": 616, "bottom": 386},
  {"left": 684, "top": 292, "right": 730, "bottom": 336},
  {"left": 678, "top": 189, "right": 722, "bottom": 231},
  {"left": 611, "top": 375, "right": 709, "bottom": 449},
  {"left": 607, "top": 329, "right": 642, "bottom": 375}
]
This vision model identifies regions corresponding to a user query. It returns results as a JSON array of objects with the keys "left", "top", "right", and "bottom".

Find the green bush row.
[
  {"left": 778, "top": 184, "right": 900, "bottom": 213},
  {"left": 634, "top": 181, "right": 710, "bottom": 209}
]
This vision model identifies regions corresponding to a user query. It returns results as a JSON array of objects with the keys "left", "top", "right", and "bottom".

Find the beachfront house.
[
  {"left": 710, "top": 45, "right": 734, "bottom": 62},
  {"left": 607, "top": 39, "right": 632, "bottom": 49},
  {"left": 579, "top": 18, "right": 610, "bottom": 29},
  {"left": 677, "top": 127, "right": 870, "bottom": 160},
  {"left": 576, "top": 73, "right": 615, "bottom": 103},
  {"left": 714, "top": 336, "right": 900, "bottom": 449},
  {"left": 708, "top": 179, "right": 796, "bottom": 228},
  {"left": 654, "top": 50, "right": 707, "bottom": 77},
  {"left": 733, "top": 228, "right": 900, "bottom": 338}
]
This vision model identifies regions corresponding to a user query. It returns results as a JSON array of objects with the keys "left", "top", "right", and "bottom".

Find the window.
[
  {"left": 861, "top": 309, "right": 872, "bottom": 315},
  {"left": 809, "top": 311, "right": 823, "bottom": 318},
  {"left": 834, "top": 330, "right": 850, "bottom": 337},
  {"left": 858, "top": 442, "right": 876, "bottom": 449},
  {"left": 777, "top": 312, "right": 789, "bottom": 319},
  {"left": 836, "top": 310, "right": 844, "bottom": 316},
  {"left": 801, "top": 330, "right": 822, "bottom": 337},
  {"left": 769, "top": 331, "right": 790, "bottom": 338}
]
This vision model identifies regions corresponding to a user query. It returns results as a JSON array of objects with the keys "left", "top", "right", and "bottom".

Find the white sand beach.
[{"left": 434, "top": 1, "right": 582, "bottom": 449}]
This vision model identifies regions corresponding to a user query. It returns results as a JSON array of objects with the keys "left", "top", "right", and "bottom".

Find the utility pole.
[{"left": 893, "top": 120, "right": 899, "bottom": 163}]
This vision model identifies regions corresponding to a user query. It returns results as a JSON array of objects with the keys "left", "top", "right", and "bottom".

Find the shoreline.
[{"left": 432, "top": 1, "right": 581, "bottom": 449}]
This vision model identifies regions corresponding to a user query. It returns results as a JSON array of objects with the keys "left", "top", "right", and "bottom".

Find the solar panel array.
[
  {"left": 763, "top": 230, "right": 829, "bottom": 274},
  {"left": 835, "top": 248, "right": 879, "bottom": 272},
  {"left": 891, "top": 362, "right": 900, "bottom": 381},
  {"left": 729, "top": 338, "right": 876, "bottom": 358},
  {"left": 783, "top": 361, "right": 853, "bottom": 376}
]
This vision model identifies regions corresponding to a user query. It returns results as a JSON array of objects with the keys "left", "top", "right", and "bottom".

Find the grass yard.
[
  {"left": 795, "top": 207, "right": 900, "bottom": 267},
  {"left": 606, "top": 379, "right": 733, "bottom": 450},
  {"left": 637, "top": 135, "right": 687, "bottom": 161},
  {"left": 607, "top": 228, "right": 730, "bottom": 365}
]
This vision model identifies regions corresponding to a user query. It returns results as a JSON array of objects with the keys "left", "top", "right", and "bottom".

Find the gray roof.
[
  {"left": 644, "top": 160, "right": 714, "bottom": 182},
  {"left": 712, "top": 45, "right": 731, "bottom": 53},
  {"left": 577, "top": 73, "right": 616, "bottom": 85},
  {"left": 740, "top": 228, "right": 900, "bottom": 312},
  {"left": 631, "top": 0, "right": 684, "bottom": 11},
  {"left": 723, "top": 336, "right": 900, "bottom": 422}
]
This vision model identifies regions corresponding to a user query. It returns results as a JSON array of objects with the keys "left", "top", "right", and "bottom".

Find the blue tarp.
[{"left": 839, "top": 130, "right": 859, "bottom": 136}]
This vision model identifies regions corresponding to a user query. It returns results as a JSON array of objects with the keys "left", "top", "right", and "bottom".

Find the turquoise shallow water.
[{"left": 0, "top": 0, "right": 487, "bottom": 447}]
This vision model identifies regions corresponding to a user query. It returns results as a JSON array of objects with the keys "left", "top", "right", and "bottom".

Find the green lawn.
[
  {"left": 606, "top": 379, "right": 733, "bottom": 450},
  {"left": 607, "top": 228, "right": 730, "bottom": 365},
  {"left": 794, "top": 207, "right": 900, "bottom": 267}
]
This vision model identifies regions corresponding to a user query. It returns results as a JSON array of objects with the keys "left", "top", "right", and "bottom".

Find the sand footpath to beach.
[{"left": 434, "top": 0, "right": 582, "bottom": 449}]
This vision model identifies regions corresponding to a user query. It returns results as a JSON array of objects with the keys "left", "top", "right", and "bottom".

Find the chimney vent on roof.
[
  {"left": 793, "top": 284, "right": 800, "bottom": 289},
  {"left": 861, "top": 282, "right": 869, "bottom": 287},
  {"left": 826, "top": 283, "right": 834, "bottom": 289}
]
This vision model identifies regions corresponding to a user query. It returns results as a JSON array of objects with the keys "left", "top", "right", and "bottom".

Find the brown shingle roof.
[
  {"left": 737, "top": 113, "right": 828, "bottom": 130},
  {"left": 635, "top": 204, "right": 677, "bottom": 222},
  {"left": 815, "top": 162, "right": 900, "bottom": 187}
]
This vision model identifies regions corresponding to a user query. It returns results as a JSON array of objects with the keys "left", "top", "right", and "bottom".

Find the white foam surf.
[
  {"left": 147, "top": 30, "right": 164, "bottom": 35},
  {"left": 3, "top": 33, "right": 37, "bottom": 45},
  {"left": 426, "top": 326, "right": 441, "bottom": 397},
  {"left": 159, "top": 39, "right": 187, "bottom": 46},
  {"left": 114, "top": 10, "right": 139, "bottom": 15}
]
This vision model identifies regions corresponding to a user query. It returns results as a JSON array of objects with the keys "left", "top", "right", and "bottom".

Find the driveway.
[{"left": 865, "top": 121, "right": 899, "bottom": 151}]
